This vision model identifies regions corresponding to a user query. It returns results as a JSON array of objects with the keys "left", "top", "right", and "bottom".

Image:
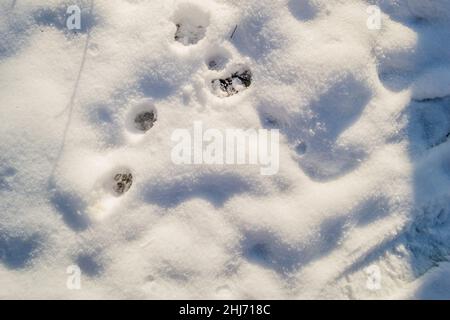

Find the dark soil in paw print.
[
  {"left": 295, "top": 140, "right": 308, "bottom": 155},
  {"left": 212, "top": 66, "right": 252, "bottom": 97},
  {"left": 113, "top": 173, "right": 133, "bottom": 196},
  {"left": 172, "top": 4, "right": 209, "bottom": 46},
  {"left": 134, "top": 110, "right": 156, "bottom": 132}
]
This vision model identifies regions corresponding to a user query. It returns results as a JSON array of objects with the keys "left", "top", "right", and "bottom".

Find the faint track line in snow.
[{"left": 49, "top": 0, "right": 94, "bottom": 180}]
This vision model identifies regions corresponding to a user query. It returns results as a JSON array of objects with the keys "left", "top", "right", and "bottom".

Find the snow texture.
[{"left": 1, "top": 0, "right": 450, "bottom": 299}]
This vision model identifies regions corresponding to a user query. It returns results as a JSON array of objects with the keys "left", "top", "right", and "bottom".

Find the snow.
[{"left": 1, "top": 0, "right": 450, "bottom": 299}]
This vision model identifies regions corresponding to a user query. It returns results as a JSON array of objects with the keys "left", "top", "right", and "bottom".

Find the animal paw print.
[{"left": 207, "top": 55, "right": 229, "bottom": 71}]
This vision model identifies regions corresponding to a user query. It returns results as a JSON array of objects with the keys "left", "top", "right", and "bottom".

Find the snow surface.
[{"left": 1, "top": 0, "right": 450, "bottom": 299}]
